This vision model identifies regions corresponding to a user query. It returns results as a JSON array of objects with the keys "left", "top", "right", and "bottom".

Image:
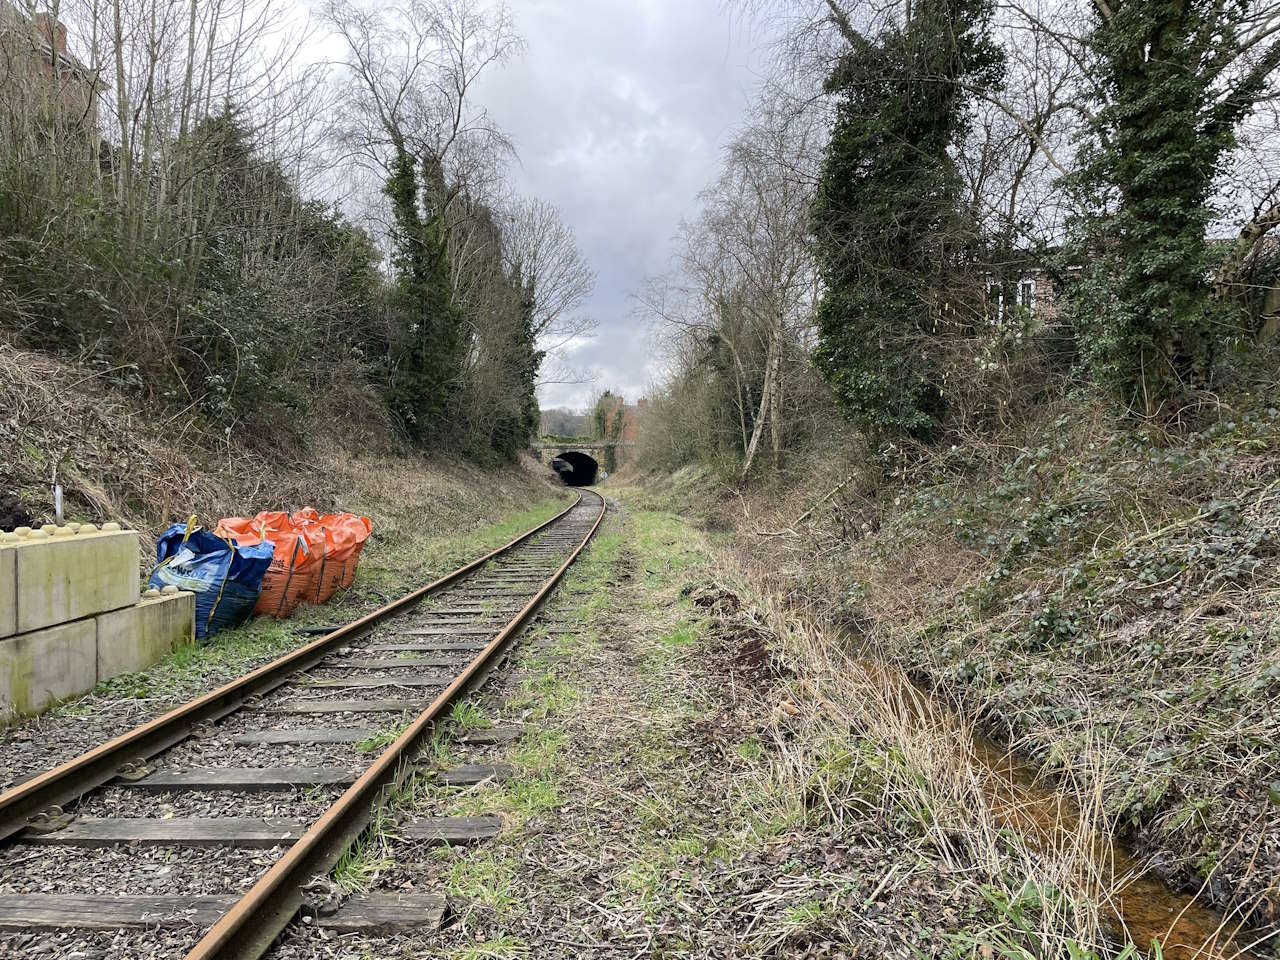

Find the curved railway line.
[{"left": 0, "top": 489, "right": 607, "bottom": 959}]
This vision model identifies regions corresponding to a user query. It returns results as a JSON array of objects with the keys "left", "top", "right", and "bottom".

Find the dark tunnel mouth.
[{"left": 552, "top": 450, "right": 599, "bottom": 486}]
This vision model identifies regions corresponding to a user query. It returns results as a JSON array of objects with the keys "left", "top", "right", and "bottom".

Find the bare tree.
[
  {"left": 639, "top": 91, "right": 823, "bottom": 478},
  {"left": 503, "top": 197, "right": 596, "bottom": 353},
  {"left": 324, "top": 0, "right": 521, "bottom": 245}
]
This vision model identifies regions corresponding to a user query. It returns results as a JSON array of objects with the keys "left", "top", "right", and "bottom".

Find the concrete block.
[
  {"left": 96, "top": 592, "right": 195, "bottom": 681},
  {"left": 0, "top": 619, "right": 97, "bottom": 719},
  {"left": 14, "top": 529, "right": 140, "bottom": 634},
  {"left": 0, "top": 545, "right": 14, "bottom": 640}
]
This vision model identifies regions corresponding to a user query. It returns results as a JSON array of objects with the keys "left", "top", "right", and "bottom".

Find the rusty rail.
[
  {"left": 0, "top": 492, "right": 588, "bottom": 842},
  {"left": 183, "top": 488, "right": 607, "bottom": 958}
]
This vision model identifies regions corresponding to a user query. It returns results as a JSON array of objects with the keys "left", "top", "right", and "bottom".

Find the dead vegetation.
[
  {"left": 707, "top": 579, "right": 1270, "bottom": 958},
  {"left": 0, "top": 340, "right": 561, "bottom": 551}
]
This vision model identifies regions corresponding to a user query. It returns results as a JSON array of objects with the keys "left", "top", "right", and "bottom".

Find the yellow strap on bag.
[
  {"left": 179, "top": 514, "right": 237, "bottom": 634},
  {"left": 157, "top": 514, "right": 201, "bottom": 572}
]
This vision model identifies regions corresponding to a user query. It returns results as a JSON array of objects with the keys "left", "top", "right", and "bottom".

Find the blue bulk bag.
[{"left": 149, "top": 518, "right": 274, "bottom": 641}]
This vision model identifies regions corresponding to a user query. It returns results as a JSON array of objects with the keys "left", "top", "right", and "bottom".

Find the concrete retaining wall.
[
  {"left": 96, "top": 592, "right": 196, "bottom": 680},
  {"left": 2, "top": 525, "right": 140, "bottom": 634},
  {"left": 0, "top": 619, "right": 98, "bottom": 717},
  {"left": 0, "top": 525, "right": 195, "bottom": 721}
]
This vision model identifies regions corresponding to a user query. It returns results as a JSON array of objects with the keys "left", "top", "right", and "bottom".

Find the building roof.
[{"left": 0, "top": 2, "right": 94, "bottom": 77}]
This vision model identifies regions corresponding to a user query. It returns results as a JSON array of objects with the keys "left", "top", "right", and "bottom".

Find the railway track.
[{"left": 0, "top": 489, "right": 606, "bottom": 959}]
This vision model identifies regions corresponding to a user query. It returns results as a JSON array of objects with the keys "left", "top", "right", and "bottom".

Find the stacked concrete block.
[
  {"left": 97, "top": 589, "right": 196, "bottom": 679},
  {"left": 0, "top": 619, "right": 98, "bottom": 717},
  {"left": 0, "top": 524, "right": 195, "bottom": 721},
  {"left": 12, "top": 524, "right": 139, "bottom": 633}
]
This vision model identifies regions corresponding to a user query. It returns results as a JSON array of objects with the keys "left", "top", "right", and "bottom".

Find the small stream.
[
  {"left": 967, "top": 732, "right": 1270, "bottom": 959},
  {"left": 841, "top": 649, "right": 1272, "bottom": 958}
]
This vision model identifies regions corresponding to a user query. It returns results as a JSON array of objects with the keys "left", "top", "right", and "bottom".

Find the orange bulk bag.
[
  {"left": 292, "top": 509, "right": 372, "bottom": 598},
  {"left": 327, "top": 513, "right": 372, "bottom": 588},
  {"left": 288, "top": 512, "right": 343, "bottom": 601},
  {"left": 290, "top": 509, "right": 330, "bottom": 603},
  {"left": 256, "top": 511, "right": 326, "bottom": 615},
  {"left": 216, "top": 514, "right": 324, "bottom": 618}
]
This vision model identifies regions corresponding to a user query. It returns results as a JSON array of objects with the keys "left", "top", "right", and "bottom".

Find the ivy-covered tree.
[
  {"left": 383, "top": 147, "right": 466, "bottom": 444},
  {"left": 511, "top": 283, "right": 546, "bottom": 451},
  {"left": 1063, "top": 0, "right": 1280, "bottom": 415},
  {"left": 811, "top": 0, "right": 1003, "bottom": 441},
  {"left": 477, "top": 270, "right": 544, "bottom": 462},
  {"left": 593, "top": 391, "right": 627, "bottom": 441},
  {"left": 591, "top": 390, "right": 627, "bottom": 472}
]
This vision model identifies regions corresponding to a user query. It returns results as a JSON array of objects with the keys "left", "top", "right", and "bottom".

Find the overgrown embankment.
[
  {"left": 1, "top": 341, "right": 560, "bottom": 545},
  {"left": 626, "top": 385, "right": 1280, "bottom": 933}
]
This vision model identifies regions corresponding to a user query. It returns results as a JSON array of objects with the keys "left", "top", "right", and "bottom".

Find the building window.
[{"left": 1018, "top": 279, "right": 1036, "bottom": 316}]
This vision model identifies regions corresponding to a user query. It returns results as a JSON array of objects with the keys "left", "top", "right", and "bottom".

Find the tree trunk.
[
  {"left": 741, "top": 325, "right": 780, "bottom": 479},
  {"left": 111, "top": 0, "right": 132, "bottom": 249},
  {"left": 768, "top": 344, "right": 782, "bottom": 470},
  {"left": 1216, "top": 199, "right": 1280, "bottom": 302}
]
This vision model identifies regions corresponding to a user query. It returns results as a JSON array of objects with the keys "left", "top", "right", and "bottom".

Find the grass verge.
[
  {"left": 626, "top": 389, "right": 1280, "bottom": 935},
  {"left": 409, "top": 497, "right": 1127, "bottom": 957}
]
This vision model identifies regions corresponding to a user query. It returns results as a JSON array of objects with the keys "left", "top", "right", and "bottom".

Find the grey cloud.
[{"left": 475, "top": 0, "right": 771, "bottom": 409}]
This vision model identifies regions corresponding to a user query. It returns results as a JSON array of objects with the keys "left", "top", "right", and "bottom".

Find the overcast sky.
[{"left": 472, "top": 1, "right": 774, "bottom": 411}]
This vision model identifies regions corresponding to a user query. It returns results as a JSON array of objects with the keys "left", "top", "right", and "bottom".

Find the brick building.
[{"left": 0, "top": 3, "right": 99, "bottom": 153}]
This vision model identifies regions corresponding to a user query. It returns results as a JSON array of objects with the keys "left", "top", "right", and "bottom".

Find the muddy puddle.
[
  {"left": 880, "top": 666, "right": 1273, "bottom": 958},
  {"left": 967, "top": 733, "right": 1271, "bottom": 959}
]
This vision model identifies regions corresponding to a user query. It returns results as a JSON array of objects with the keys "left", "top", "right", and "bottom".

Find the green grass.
[
  {"left": 445, "top": 850, "right": 517, "bottom": 914},
  {"left": 355, "top": 724, "right": 404, "bottom": 753},
  {"left": 783, "top": 898, "right": 832, "bottom": 932},
  {"left": 333, "top": 811, "right": 394, "bottom": 893},
  {"left": 509, "top": 727, "right": 563, "bottom": 767},
  {"left": 504, "top": 671, "right": 579, "bottom": 719},
  {"left": 658, "top": 623, "right": 699, "bottom": 649},
  {"left": 449, "top": 700, "right": 489, "bottom": 730},
  {"left": 414, "top": 766, "right": 561, "bottom": 824},
  {"left": 89, "top": 615, "right": 308, "bottom": 703},
  {"left": 420, "top": 732, "right": 460, "bottom": 768},
  {"left": 498, "top": 775, "right": 561, "bottom": 817},
  {"left": 420, "top": 716, "right": 564, "bottom": 824}
]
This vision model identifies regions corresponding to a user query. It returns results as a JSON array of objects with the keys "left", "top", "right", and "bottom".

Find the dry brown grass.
[
  {"left": 723, "top": 586, "right": 1120, "bottom": 954},
  {"left": 705, "top": 572, "right": 1268, "bottom": 959},
  {"left": 0, "top": 341, "right": 562, "bottom": 551}
]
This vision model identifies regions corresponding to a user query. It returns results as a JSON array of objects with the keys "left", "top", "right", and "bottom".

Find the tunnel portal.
[{"left": 550, "top": 450, "right": 599, "bottom": 486}]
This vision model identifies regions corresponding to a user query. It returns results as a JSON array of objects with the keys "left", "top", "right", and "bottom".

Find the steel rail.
[
  {"left": 0, "top": 492, "right": 587, "bottom": 842},
  {"left": 183, "top": 489, "right": 608, "bottom": 959}
]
